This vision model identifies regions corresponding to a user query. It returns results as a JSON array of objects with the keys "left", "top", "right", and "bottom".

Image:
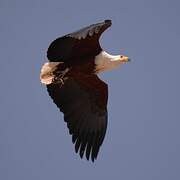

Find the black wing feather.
[
  {"left": 47, "top": 75, "right": 108, "bottom": 161},
  {"left": 47, "top": 20, "right": 112, "bottom": 62},
  {"left": 67, "top": 19, "right": 111, "bottom": 40}
]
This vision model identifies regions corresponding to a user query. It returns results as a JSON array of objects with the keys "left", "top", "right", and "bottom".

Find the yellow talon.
[{"left": 59, "top": 78, "right": 64, "bottom": 85}]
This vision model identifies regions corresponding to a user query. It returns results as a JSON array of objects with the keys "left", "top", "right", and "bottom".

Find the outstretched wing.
[
  {"left": 47, "top": 75, "right": 108, "bottom": 161},
  {"left": 47, "top": 20, "right": 112, "bottom": 62}
]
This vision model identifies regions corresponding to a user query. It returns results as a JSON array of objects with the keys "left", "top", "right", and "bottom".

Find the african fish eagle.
[{"left": 40, "top": 20, "right": 130, "bottom": 162}]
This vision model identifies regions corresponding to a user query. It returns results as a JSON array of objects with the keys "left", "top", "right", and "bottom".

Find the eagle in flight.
[{"left": 40, "top": 20, "right": 130, "bottom": 162}]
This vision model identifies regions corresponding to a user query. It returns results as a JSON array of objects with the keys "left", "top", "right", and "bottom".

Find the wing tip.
[{"left": 104, "top": 19, "right": 112, "bottom": 26}]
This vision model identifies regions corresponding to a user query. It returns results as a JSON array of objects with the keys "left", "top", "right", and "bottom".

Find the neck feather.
[
  {"left": 94, "top": 51, "right": 122, "bottom": 73},
  {"left": 100, "top": 51, "right": 120, "bottom": 61}
]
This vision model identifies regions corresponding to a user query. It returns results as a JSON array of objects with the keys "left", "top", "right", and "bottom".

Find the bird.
[{"left": 40, "top": 19, "right": 130, "bottom": 162}]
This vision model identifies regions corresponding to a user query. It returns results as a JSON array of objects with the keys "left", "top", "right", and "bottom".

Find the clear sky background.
[{"left": 0, "top": 0, "right": 180, "bottom": 179}]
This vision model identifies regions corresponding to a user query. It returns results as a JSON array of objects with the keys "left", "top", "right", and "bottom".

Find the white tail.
[{"left": 40, "top": 62, "right": 62, "bottom": 85}]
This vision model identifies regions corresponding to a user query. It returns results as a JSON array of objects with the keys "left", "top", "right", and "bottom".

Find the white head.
[{"left": 94, "top": 51, "right": 130, "bottom": 73}]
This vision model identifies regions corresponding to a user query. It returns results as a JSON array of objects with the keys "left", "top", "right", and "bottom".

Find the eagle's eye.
[{"left": 120, "top": 55, "right": 123, "bottom": 58}]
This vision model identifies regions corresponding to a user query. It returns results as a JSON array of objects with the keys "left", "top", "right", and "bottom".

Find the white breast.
[{"left": 94, "top": 51, "right": 122, "bottom": 73}]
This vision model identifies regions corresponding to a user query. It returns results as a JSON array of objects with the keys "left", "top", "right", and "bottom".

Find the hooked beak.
[{"left": 123, "top": 56, "right": 131, "bottom": 63}]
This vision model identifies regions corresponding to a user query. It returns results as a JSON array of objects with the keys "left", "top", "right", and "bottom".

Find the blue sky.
[{"left": 0, "top": 0, "right": 180, "bottom": 179}]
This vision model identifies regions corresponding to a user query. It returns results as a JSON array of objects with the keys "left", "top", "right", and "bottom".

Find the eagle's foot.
[{"left": 52, "top": 68, "right": 69, "bottom": 85}]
